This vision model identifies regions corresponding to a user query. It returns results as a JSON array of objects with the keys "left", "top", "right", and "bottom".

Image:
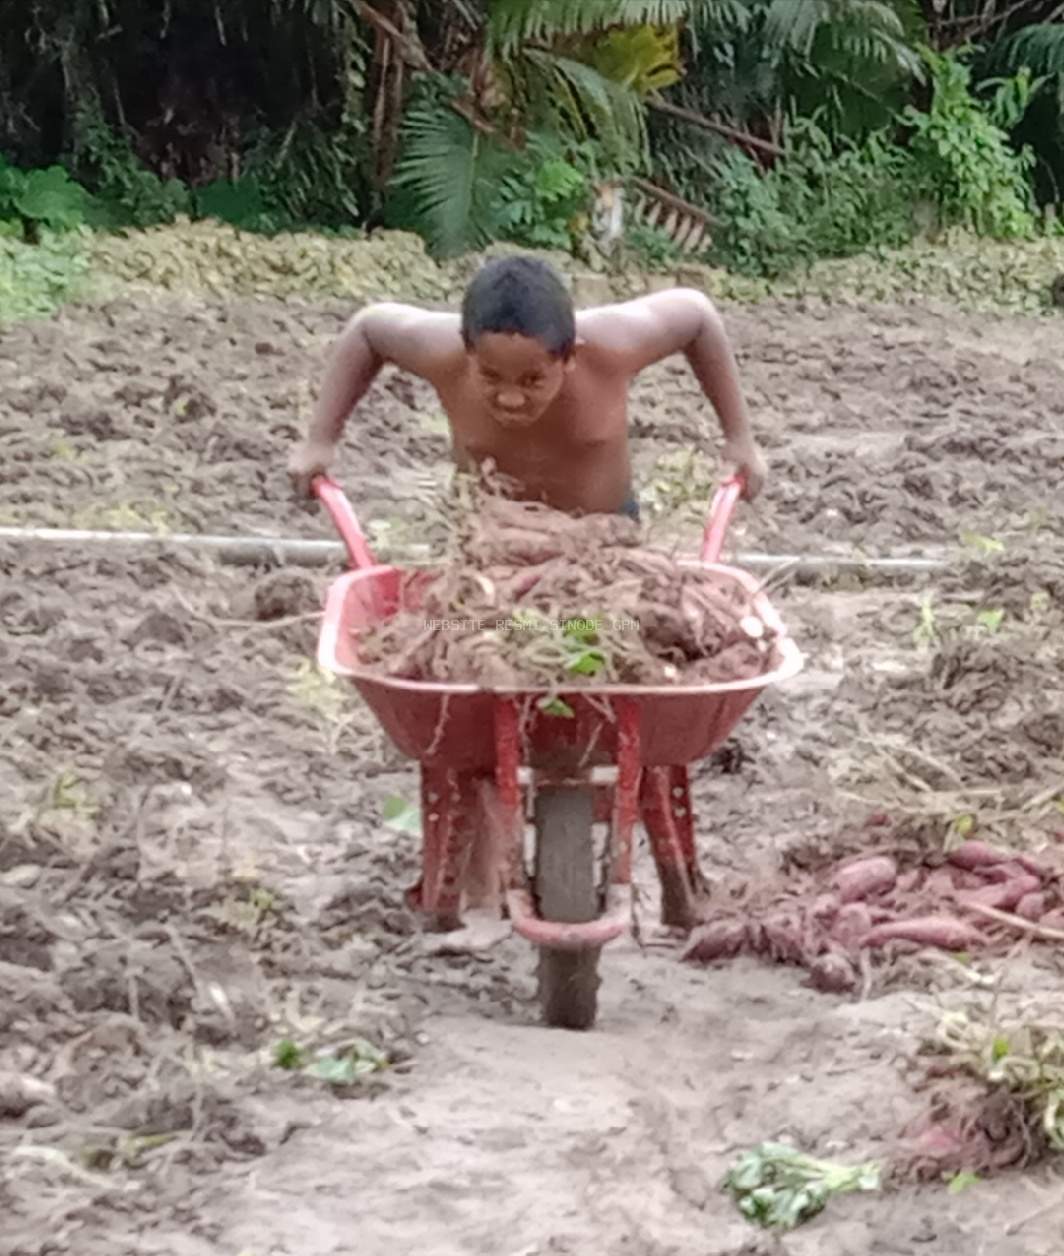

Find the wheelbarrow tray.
[{"left": 317, "top": 559, "right": 803, "bottom": 771}]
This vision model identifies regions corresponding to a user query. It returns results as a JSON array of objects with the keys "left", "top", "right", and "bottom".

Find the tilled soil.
[
  {"left": 3, "top": 292, "right": 1063, "bottom": 556},
  {"left": 2, "top": 289, "right": 1064, "bottom": 1256}
]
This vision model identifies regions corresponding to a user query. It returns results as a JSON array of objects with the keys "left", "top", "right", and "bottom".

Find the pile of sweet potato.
[
  {"left": 355, "top": 495, "right": 776, "bottom": 689},
  {"left": 684, "top": 838, "right": 1063, "bottom": 993}
]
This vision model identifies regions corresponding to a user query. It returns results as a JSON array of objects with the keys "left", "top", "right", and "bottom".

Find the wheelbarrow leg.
[
  {"left": 639, "top": 764, "right": 707, "bottom": 931},
  {"left": 406, "top": 763, "right": 481, "bottom": 932},
  {"left": 610, "top": 698, "right": 641, "bottom": 887}
]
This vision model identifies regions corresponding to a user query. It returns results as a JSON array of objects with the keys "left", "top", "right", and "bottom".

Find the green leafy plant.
[
  {"left": 0, "top": 157, "right": 90, "bottom": 241},
  {"left": 0, "top": 231, "right": 91, "bottom": 323},
  {"left": 387, "top": 75, "right": 515, "bottom": 256},
  {"left": 73, "top": 108, "right": 191, "bottom": 228},
  {"left": 625, "top": 219, "right": 688, "bottom": 269},
  {"left": 982, "top": 22, "right": 1064, "bottom": 207},
  {"left": 488, "top": 0, "right": 699, "bottom": 51},
  {"left": 306, "top": 1038, "right": 389, "bottom": 1086},
  {"left": 194, "top": 176, "right": 277, "bottom": 231},
  {"left": 388, "top": 3, "right": 707, "bottom": 254},
  {"left": 273, "top": 1039, "right": 305, "bottom": 1070},
  {"left": 724, "top": 1140, "right": 881, "bottom": 1229},
  {"left": 560, "top": 615, "right": 607, "bottom": 677},
  {"left": 703, "top": 45, "right": 1042, "bottom": 279},
  {"left": 934, "top": 1008, "right": 1064, "bottom": 1153},
  {"left": 272, "top": 1035, "right": 389, "bottom": 1085},
  {"left": 903, "top": 48, "right": 1037, "bottom": 240},
  {"left": 240, "top": 116, "right": 369, "bottom": 231},
  {"left": 705, "top": 118, "right": 916, "bottom": 277},
  {"left": 497, "top": 140, "right": 589, "bottom": 250}
]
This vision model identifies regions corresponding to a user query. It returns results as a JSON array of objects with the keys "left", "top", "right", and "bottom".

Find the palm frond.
[
  {"left": 826, "top": 5, "right": 923, "bottom": 78},
  {"left": 991, "top": 24, "right": 1064, "bottom": 77},
  {"left": 688, "top": 0, "right": 753, "bottom": 27},
  {"left": 387, "top": 104, "right": 511, "bottom": 256},
  {"left": 522, "top": 47, "right": 650, "bottom": 166},
  {"left": 762, "top": 0, "right": 829, "bottom": 58},
  {"left": 765, "top": 0, "right": 923, "bottom": 79},
  {"left": 487, "top": 0, "right": 696, "bottom": 54},
  {"left": 685, "top": 0, "right": 753, "bottom": 57}
]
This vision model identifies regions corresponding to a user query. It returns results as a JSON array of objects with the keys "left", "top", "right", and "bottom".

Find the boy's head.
[{"left": 460, "top": 256, "right": 576, "bottom": 428}]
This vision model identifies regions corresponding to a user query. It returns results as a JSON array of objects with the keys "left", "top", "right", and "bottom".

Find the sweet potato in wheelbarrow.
[{"left": 313, "top": 475, "right": 803, "bottom": 1030}]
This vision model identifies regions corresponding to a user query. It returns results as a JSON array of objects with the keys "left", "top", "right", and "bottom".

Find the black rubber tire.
[{"left": 533, "top": 786, "right": 601, "bottom": 1030}]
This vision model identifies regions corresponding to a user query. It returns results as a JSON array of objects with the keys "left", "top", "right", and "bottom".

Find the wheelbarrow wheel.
[{"left": 533, "top": 785, "right": 601, "bottom": 1031}]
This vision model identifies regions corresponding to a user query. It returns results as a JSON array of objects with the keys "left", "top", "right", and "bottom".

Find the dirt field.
[{"left": 2, "top": 284, "right": 1064, "bottom": 1256}]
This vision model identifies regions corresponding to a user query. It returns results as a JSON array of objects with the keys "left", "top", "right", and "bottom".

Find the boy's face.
[{"left": 467, "top": 333, "right": 571, "bottom": 428}]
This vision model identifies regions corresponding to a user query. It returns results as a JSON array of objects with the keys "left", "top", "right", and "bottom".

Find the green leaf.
[
  {"left": 561, "top": 616, "right": 601, "bottom": 644},
  {"left": 14, "top": 166, "right": 89, "bottom": 230},
  {"left": 565, "top": 648, "right": 605, "bottom": 676},
  {"left": 975, "top": 608, "right": 1005, "bottom": 633},
  {"left": 307, "top": 1055, "right": 362, "bottom": 1084},
  {"left": 539, "top": 696, "right": 575, "bottom": 718},
  {"left": 488, "top": 0, "right": 697, "bottom": 54},
  {"left": 991, "top": 24, "right": 1064, "bottom": 80},
  {"left": 195, "top": 177, "right": 270, "bottom": 228},
  {"left": 307, "top": 1038, "right": 389, "bottom": 1085},
  {"left": 521, "top": 48, "right": 650, "bottom": 167},
  {"left": 948, "top": 1170, "right": 981, "bottom": 1193},
  {"left": 724, "top": 1141, "right": 881, "bottom": 1230},
  {"left": 388, "top": 84, "right": 515, "bottom": 256},
  {"left": 273, "top": 1039, "right": 304, "bottom": 1070},
  {"left": 951, "top": 813, "right": 976, "bottom": 838},
  {"left": 381, "top": 796, "right": 422, "bottom": 836},
  {"left": 536, "top": 158, "right": 584, "bottom": 202},
  {"left": 0, "top": 161, "right": 26, "bottom": 212}
]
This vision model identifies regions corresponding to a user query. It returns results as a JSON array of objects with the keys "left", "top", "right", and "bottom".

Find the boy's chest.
[{"left": 438, "top": 374, "right": 626, "bottom": 460}]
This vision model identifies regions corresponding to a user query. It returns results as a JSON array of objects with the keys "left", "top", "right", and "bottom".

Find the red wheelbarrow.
[{"left": 313, "top": 476, "right": 803, "bottom": 1029}]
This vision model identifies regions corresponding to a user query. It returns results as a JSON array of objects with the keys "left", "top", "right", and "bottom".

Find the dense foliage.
[{"left": 1, "top": 0, "right": 1062, "bottom": 281}]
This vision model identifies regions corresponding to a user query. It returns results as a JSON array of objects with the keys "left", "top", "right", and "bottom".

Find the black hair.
[{"left": 460, "top": 255, "right": 575, "bottom": 358}]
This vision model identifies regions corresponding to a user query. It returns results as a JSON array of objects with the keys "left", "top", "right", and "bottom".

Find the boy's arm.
[
  {"left": 583, "top": 289, "right": 766, "bottom": 499},
  {"left": 288, "top": 303, "right": 459, "bottom": 495}
]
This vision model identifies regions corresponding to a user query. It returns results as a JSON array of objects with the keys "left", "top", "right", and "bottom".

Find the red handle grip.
[
  {"left": 701, "top": 474, "right": 744, "bottom": 564},
  {"left": 312, "top": 475, "right": 377, "bottom": 571}
]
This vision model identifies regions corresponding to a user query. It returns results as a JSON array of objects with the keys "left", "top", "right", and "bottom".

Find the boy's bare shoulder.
[
  {"left": 575, "top": 288, "right": 719, "bottom": 369},
  {"left": 359, "top": 301, "right": 462, "bottom": 346},
  {"left": 355, "top": 301, "right": 465, "bottom": 376},
  {"left": 575, "top": 287, "right": 715, "bottom": 337}
]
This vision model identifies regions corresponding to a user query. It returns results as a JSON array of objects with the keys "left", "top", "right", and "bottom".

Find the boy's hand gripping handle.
[{"left": 312, "top": 475, "right": 377, "bottom": 571}]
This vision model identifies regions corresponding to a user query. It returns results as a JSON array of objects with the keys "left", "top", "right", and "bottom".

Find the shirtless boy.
[
  {"left": 287, "top": 254, "right": 766, "bottom": 511},
  {"left": 288, "top": 256, "right": 766, "bottom": 935}
]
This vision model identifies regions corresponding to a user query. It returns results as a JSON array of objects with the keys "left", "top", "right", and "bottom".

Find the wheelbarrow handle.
[
  {"left": 314, "top": 469, "right": 741, "bottom": 569},
  {"left": 312, "top": 474, "right": 377, "bottom": 571},
  {"left": 700, "top": 473, "right": 744, "bottom": 565}
]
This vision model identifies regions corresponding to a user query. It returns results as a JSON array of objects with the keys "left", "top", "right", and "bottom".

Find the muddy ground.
[{"left": 2, "top": 287, "right": 1064, "bottom": 1256}]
